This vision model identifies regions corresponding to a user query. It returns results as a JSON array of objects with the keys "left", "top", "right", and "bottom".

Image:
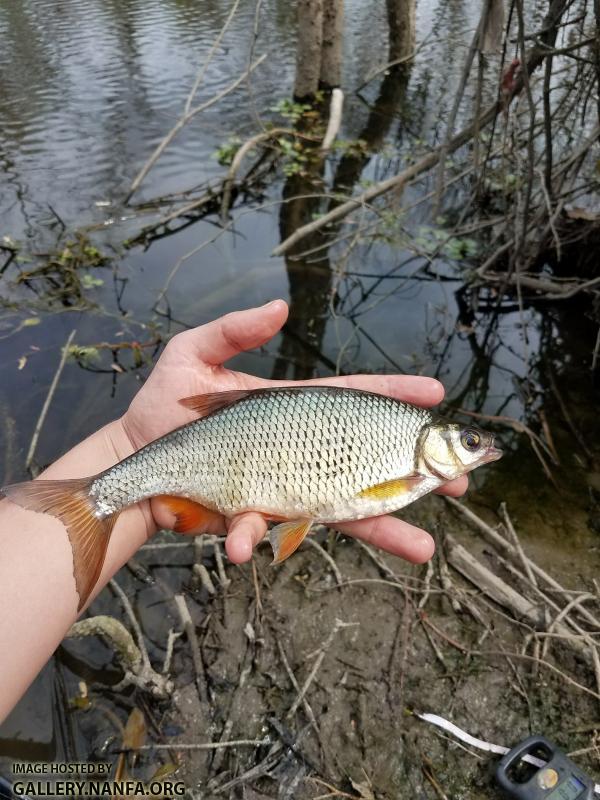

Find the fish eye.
[{"left": 460, "top": 429, "right": 481, "bottom": 451}]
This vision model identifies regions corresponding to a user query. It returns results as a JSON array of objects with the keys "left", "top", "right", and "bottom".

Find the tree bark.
[
  {"left": 320, "top": 0, "right": 344, "bottom": 88},
  {"left": 386, "top": 0, "right": 416, "bottom": 64},
  {"left": 294, "top": 0, "right": 324, "bottom": 99}
]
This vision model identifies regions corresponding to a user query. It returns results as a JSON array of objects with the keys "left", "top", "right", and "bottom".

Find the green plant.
[
  {"left": 270, "top": 98, "right": 313, "bottom": 123},
  {"left": 214, "top": 137, "right": 242, "bottom": 166}
]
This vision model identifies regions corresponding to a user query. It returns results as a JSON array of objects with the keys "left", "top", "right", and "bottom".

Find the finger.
[
  {"left": 253, "top": 373, "right": 444, "bottom": 408},
  {"left": 225, "top": 512, "right": 268, "bottom": 563},
  {"left": 333, "top": 515, "right": 435, "bottom": 564},
  {"left": 180, "top": 299, "right": 288, "bottom": 366},
  {"left": 434, "top": 475, "right": 468, "bottom": 497}
]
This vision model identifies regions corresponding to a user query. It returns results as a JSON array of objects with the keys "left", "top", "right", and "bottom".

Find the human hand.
[{"left": 116, "top": 300, "right": 467, "bottom": 564}]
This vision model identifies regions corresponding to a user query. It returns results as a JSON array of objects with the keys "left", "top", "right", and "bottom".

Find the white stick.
[{"left": 321, "top": 88, "right": 344, "bottom": 152}]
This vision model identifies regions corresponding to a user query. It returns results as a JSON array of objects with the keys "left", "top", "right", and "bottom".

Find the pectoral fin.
[
  {"left": 357, "top": 475, "right": 425, "bottom": 501},
  {"left": 156, "top": 495, "right": 224, "bottom": 533},
  {"left": 268, "top": 519, "right": 313, "bottom": 564}
]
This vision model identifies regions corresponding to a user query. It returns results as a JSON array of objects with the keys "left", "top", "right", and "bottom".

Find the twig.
[
  {"left": 193, "top": 563, "right": 217, "bottom": 595},
  {"left": 174, "top": 593, "right": 208, "bottom": 705},
  {"left": 355, "top": 539, "right": 400, "bottom": 581},
  {"left": 132, "top": 738, "right": 270, "bottom": 751},
  {"left": 67, "top": 616, "right": 171, "bottom": 698},
  {"left": 287, "top": 620, "right": 357, "bottom": 719},
  {"left": 444, "top": 498, "right": 600, "bottom": 632},
  {"left": 548, "top": 368, "right": 595, "bottom": 462},
  {"left": 109, "top": 578, "right": 151, "bottom": 671},
  {"left": 422, "top": 754, "right": 451, "bottom": 800},
  {"left": 162, "top": 628, "right": 181, "bottom": 675},
  {"left": 417, "top": 559, "right": 435, "bottom": 611},
  {"left": 305, "top": 536, "right": 343, "bottom": 585},
  {"left": 212, "top": 537, "right": 231, "bottom": 589},
  {"left": 592, "top": 327, "right": 600, "bottom": 373},
  {"left": 308, "top": 777, "right": 361, "bottom": 799},
  {"left": 418, "top": 611, "right": 470, "bottom": 653},
  {"left": 478, "top": 650, "right": 600, "bottom": 701},
  {"left": 321, "top": 88, "right": 344, "bottom": 152},
  {"left": 26, "top": 329, "right": 76, "bottom": 474},
  {"left": 540, "top": 593, "right": 596, "bottom": 660},
  {"left": 355, "top": 34, "right": 434, "bottom": 90},
  {"left": 438, "top": 537, "right": 462, "bottom": 613},
  {"left": 219, "top": 127, "right": 292, "bottom": 222},
  {"left": 127, "top": 54, "right": 266, "bottom": 200},
  {"left": 183, "top": 0, "right": 242, "bottom": 115},
  {"left": 277, "top": 639, "right": 321, "bottom": 737},
  {"left": 500, "top": 502, "right": 538, "bottom": 588}
]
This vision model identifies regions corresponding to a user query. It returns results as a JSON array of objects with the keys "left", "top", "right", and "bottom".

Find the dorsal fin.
[{"left": 179, "top": 388, "right": 260, "bottom": 417}]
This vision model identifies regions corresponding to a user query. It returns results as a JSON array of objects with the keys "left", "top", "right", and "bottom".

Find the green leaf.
[{"left": 81, "top": 274, "right": 104, "bottom": 289}]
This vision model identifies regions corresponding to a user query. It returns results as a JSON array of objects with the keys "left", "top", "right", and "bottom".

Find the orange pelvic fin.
[
  {"left": 1, "top": 477, "right": 116, "bottom": 612},
  {"left": 357, "top": 474, "right": 425, "bottom": 501},
  {"left": 179, "top": 389, "right": 260, "bottom": 418},
  {"left": 156, "top": 495, "right": 224, "bottom": 533},
  {"left": 268, "top": 518, "right": 313, "bottom": 564}
]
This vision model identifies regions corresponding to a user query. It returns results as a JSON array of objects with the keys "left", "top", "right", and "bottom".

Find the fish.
[{"left": 0, "top": 386, "right": 502, "bottom": 610}]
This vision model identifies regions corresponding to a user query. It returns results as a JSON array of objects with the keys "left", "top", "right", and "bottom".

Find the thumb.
[{"left": 179, "top": 299, "right": 288, "bottom": 366}]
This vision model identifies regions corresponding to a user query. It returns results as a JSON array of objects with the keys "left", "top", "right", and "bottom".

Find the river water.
[{"left": 0, "top": 0, "right": 598, "bottom": 772}]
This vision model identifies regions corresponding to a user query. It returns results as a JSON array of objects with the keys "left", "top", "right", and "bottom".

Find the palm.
[
  {"left": 120, "top": 301, "right": 467, "bottom": 565},
  {"left": 124, "top": 351, "right": 252, "bottom": 450}
]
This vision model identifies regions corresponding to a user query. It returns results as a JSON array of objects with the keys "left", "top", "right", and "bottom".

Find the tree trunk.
[
  {"left": 386, "top": 0, "right": 416, "bottom": 64},
  {"left": 320, "top": 0, "right": 344, "bottom": 88},
  {"left": 294, "top": 0, "right": 324, "bottom": 99}
]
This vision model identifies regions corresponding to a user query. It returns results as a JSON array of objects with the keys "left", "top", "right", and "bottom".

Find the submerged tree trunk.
[
  {"left": 320, "top": 0, "right": 344, "bottom": 88},
  {"left": 294, "top": 0, "right": 324, "bottom": 99},
  {"left": 386, "top": 0, "right": 416, "bottom": 64}
]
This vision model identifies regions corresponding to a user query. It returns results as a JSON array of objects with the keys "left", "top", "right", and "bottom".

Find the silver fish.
[{"left": 1, "top": 386, "right": 502, "bottom": 609}]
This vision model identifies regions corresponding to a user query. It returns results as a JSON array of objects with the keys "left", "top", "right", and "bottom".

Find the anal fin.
[
  {"left": 156, "top": 495, "right": 224, "bottom": 533},
  {"left": 357, "top": 475, "right": 425, "bottom": 501},
  {"left": 268, "top": 519, "right": 313, "bottom": 564}
]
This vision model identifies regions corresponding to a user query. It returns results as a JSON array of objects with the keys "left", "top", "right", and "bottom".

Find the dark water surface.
[{"left": 0, "top": 0, "right": 598, "bottom": 769}]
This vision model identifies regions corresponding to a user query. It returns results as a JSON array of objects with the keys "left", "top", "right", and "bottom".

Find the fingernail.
[{"left": 264, "top": 298, "right": 285, "bottom": 308}]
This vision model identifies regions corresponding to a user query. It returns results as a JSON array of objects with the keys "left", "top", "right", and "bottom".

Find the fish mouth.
[{"left": 484, "top": 438, "right": 504, "bottom": 462}]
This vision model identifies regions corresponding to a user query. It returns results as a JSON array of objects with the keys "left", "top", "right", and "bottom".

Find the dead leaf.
[
  {"left": 350, "top": 779, "right": 375, "bottom": 800},
  {"left": 151, "top": 764, "right": 179, "bottom": 781},
  {"left": 123, "top": 708, "right": 146, "bottom": 750}
]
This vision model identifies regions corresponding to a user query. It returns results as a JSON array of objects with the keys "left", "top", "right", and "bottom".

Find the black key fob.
[{"left": 495, "top": 735, "right": 595, "bottom": 800}]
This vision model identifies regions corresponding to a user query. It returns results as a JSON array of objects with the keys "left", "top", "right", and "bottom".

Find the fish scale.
[{"left": 91, "top": 387, "right": 434, "bottom": 522}]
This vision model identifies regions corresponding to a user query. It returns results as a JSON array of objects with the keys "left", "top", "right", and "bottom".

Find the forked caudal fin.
[{"left": 1, "top": 477, "right": 117, "bottom": 612}]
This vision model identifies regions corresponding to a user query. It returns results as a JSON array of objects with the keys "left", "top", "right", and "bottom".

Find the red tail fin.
[{"left": 1, "top": 478, "right": 117, "bottom": 611}]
